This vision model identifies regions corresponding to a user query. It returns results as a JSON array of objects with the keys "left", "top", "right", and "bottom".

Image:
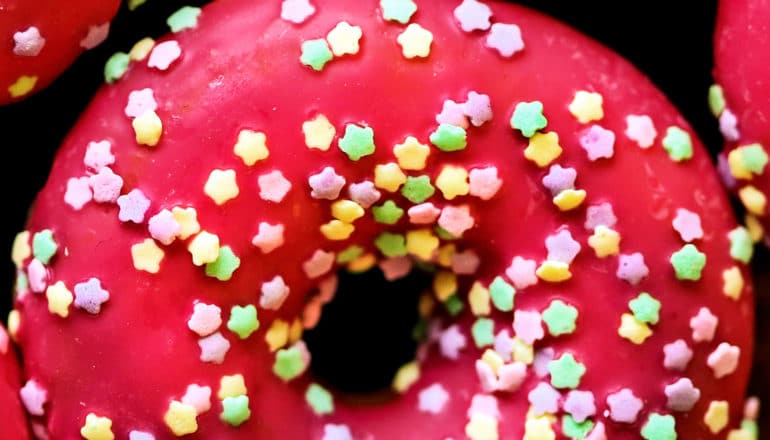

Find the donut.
[
  {"left": 10, "top": 0, "right": 757, "bottom": 438},
  {"left": 0, "top": 0, "right": 121, "bottom": 104},
  {"left": 0, "top": 323, "right": 29, "bottom": 439},
  {"left": 712, "top": 0, "right": 770, "bottom": 248}
]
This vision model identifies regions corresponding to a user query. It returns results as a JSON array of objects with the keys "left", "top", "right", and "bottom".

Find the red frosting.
[
  {"left": 0, "top": 324, "right": 29, "bottom": 440},
  {"left": 0, "top": 0, "right": 120, "bottom": 104},
  {"left": 12, "top": 1, "right": 755, "bottom": 438},
  {"left": 713, "top": 0, "right": 770, "bottom": 247}
]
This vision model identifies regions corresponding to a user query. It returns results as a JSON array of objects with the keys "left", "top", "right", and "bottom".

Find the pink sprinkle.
[
  {"left": 125, "top": 89, "right": 158, "bottom": 118},
  {"left": 584, "top": 203, "right": 617, "bottom": 230},
  {"left": 450, "top": 250, "right": 480, "bottom": 275},
  {"left": 436, "top": 99, "right": 469, "bottom": 128},
  {"left": 322, "top": 424, "right": 353, "bottom": 440},
  {"left": 454, "top": 0, "right": 492, "bottom": 32},
  {"left": 181, "top": 384, "right": 212, "bottom": 415},
  {"left": 469, "top": 167, "right": 502, "bottom": 200},
  {"left": 542, "top": 165, "right": 576, "bottom": 196},
  {"left": 616, "top": 253, "right": 649, "bottom": 285},
  {"left": 13, "top": 27, "right": 45, "bottom": 56},
  {"left": 707, "top": 342, "right": 740, "bottom": 378},
  {"left": 84, "top": 140, "right": 115, "bottom": 171},
  {"left": 486, "top": 23, "right": 524, "bottom": 58},
  {"left": 64, "top": 177, "right": 93, "bottom": 210},
  {"left": 745, "top": 397, "right": 760, "bottom": 421},
  {"left": 260, "top": 275, "right": 290, "bottom": 310},
  {"left": 252, "top": 222, "right": 285, "bottom": 253},
  {"left": 148, "top": 209, "right": 181, "bottom": 245},
  {"left": 672, "top": 208, "right": 703, "bottom": 242},
  {"left": 89, "top": 167, "right": 123, "bottom": 203},
  {"left": 463, "top": 91, "right": 493, "bottom": 126},
  {"left": 580, "top": 125, "right": 615, "bottom": 161},
  {"left": 606, "top": 389, "right": 643, "bottom": 423},
  {"left": 129, "top": 432, "right": 155, "bottom": 440},
  {"left": 117, "top": 189, "right": 151, "bottom": 223},
  {"left": 317, "top": 275, "right": 337, "bottom": 304},
  {"left": 717, "top": 153, "right": 738, "bottom": 190},
  {"left": 303, "top": 249, "right": 335, "bottom": 279},
  {"left": 719, "top": 108, "right": 740, "bottom": 142},
  {"left": 379, "top": 256, "right": 412, "bottom": 281},
  {"left": 494, "top": 330, "right": 514, "bottom": 362},
  {"left": 545, "top": 229, "right": 581, "bottom": 264},
  {"left": 564, "top": 390, "right": 596, "bottom": 422},
  {"left": 148, "top": 40, "right": 182, "bottom": 70},
  {"left": 198, "top": 332, "right": 230, "bottom": 364},
  {"left": 281, "top": 0, "right": 316, "bottom": 24},
  {"left": 664, "top": 378, "right": 700, "bottom": 412},
  {"left": 348, "top": 180, "right": 381, "bottom": 208},
  {"left": 438, "top": 205, "right": 475, "bottom": 237},
  {"left": 439, "top": 324, "right": 466, "bottom": 360},
  {"left": 663, "top": 339, "right": 693, "bottom": 371},
  {"left": 528, "top": 382, "right": 560, "bottom": 415},
  {"left": 467, "top": 393, "right": 500, "bottom": 419},
  {"left": 476, "top": 360, "right": 498, "bottom": 393},
  {"left": 73, "top": 278, "right": 110, "bottom": 314},
  {"left": 27, "top": 258, "right": 48, "bottom": 293},
  {"left": 31, "top": 423, "right": 48, "bottom": 440},
  {"left": 80, "top": 23, "right": 110, "bottom": 50},
  {"left": 309, "top": 167, "right": 346, "bottom": 200},
  {"left": 513, "top": 310, "right": 544, "bottom": 345},
  {"left": 690, "top": 307, "right": 718, "bottom": 343},
  {"left": 258, "top": 170, "right": 292, "bottom": 202},
  {"left": 20, "top": 380, "right": 47, "bottom": 416},
  {"left": 187, "top": 303, "right": 222, "bottom": 337},
  {"left": 418, "top": 383, "right": 449, "bottom": 414},
  {"left": 0, "top": 326, "right": 8, "bottom": 354},
  {"left": 505, "top": 256, "right": 538, "bottom": 290},
  {"left": 408, "top": 203, "right": 441, "bottom": 224},
  {"left": 497, "top": 362, "right": 527, "bottom": 392},
  {"left": 625, "top": 115, "right": 657, "bottom": 149},
  {"left": 533, "top": 348, "right": 554, "bottom": 378},
  {"left": 586, "top": 422, "right": 607, "bottom": 440}
]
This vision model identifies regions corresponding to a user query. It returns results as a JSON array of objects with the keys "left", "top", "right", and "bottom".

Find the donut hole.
[{"left": 303, "top": 267, "right": 431, "bottom": 397}]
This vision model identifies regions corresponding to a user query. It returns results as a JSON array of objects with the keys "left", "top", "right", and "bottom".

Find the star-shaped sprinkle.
[
  {"left": 309, "top": 167, "right": 346, "bottom": 200},
  {"left": 546, "top": 229, "right": 581, "bottom": 264},
  {"left": 20, "top": 380, "right": 47, "bottom": 416},
  {"left": 233, "top": 129, "right": 268, "bottom": 166},
  {"left": 468, "top": 166, "right": 502, "bottom": 200},
  {"left": 709, "top": 85, "right": 726, "bottom": 116},
  {"left": 397, "top": 23, "right": 433, "bottom": 59},
  {"left": 187, "top": 231, "right": 219, "bottom": 266},
  {"left": 131, "top": 238, "right": 164, "bottom": 273},
  {"left": 170, "top": 206, "right": 199, "bottom": 239},
  {"left": 117, "top": 189, "right": 151, "bottom": 223},
  {"left": 665, "top": 378, "right": 700, "bottom": 412},
  {"left": 525, "top": 417, "right": 555, "bottom": 439},
  {"left": 181, "top": 384, "right": 211, "bottom": 415},
  {"left": 618, "top": 313, "right": 652, "bottom": 344},
  {"left": 580, "top": 125, "right": 615, "bottom": 161},
  {"left": 542, "top": 300, "right": 578, "bottom": 336},
  {"left": 722, "top": 266, "right": 745, "bottom": 300},
  {"left": 585, "top": 202, "right": 617, "bottom": 230},
  {"left": 205, "top": 246, "right": 241, "bottom": 281},
  {"left": 89, "top": 167, "right": 124, "bottom": 203},
  {"left": 569, "top": 91, "right": 604, "bottom": 123},
  {"left": 542, "top": 165, "right": 576, "bottom": 195},
  {"left": 464, "top": 91, "right": 493, "bottom": 126},
  {"left": 163, "top": 401, "right": 198, "bottom": 436},
  {"left": 662, "top": 126, "right": 693, "bottom": 162},
  {"left": 338, "top": 123, "right": 375, "bottom": 160},
  {"left": 617, "top": 252, "right": 649, "bottom": 285},
  {"left": 261, "top": 276, "right": 290, "bottom": 310},
  {"left": 303, "top": 249, "right": 335, "bottom": 278},
  {"left": 251, "top": 222, "right": 285, "bottom": 253},
  {"left": 13, "top": 27, "right": 45, "bottom": 56},
  {"left": 46, "top": 281, "right": 73, "bottom": 318},
  {"left": 513, "top": 310, "right": 543, "bottom": 345},
  {"left": 407, "top": 202, "right": 440, "bottom": 224},
  {"left": 629, "top": 292, "right": 660, "bottom": 324},
  {"left": 690, "top": 307, "right": 718, "bottom": 343},
  {"left": 511, "top": 101, "right": 547, "bottom": 138},
  {"left": 104, "top": 52, "right": 130, "bottom": 84},
  {"left": 393, "top": 136, "right": 430, "bottom": 170},
  {"left": 65, "top": 177, "right": 93, "bottom": 210},
  {"left": 198, "top": 332, "right": 230, "bottom": 364},
  {"left": 625, "top": 114, "right": 657, "bottom": 148},
  {"left": 281, "top": 0, "right": 315, "bottom": 24},
  {"left": 672, "top": 208, "right": 703, "bottom": 242},
  {"left": 641, "top": 413, "right": 676, "bottom": 440},
  {"left": 256, "top": 170, "right": 291, "bottom": 202},
  {"left": 454, "top": 0, "right": 492, "bottom": 32},
  {"left": 32, "top": 229, "right": 58, "bottom": 265},
  {"left": 430, "top": 124, "right": 467, "bottom": 152},
  {"left": 148, "top": 209, "right": 181, "bottom": 245},
  {"left": 703, "top": 400, "right": 729, "bottom": 434},
  {"left": 80, "top": 23, "right": 110, "bottom": 49},
  {"left": 379, "top": 256, "right": 412, "bottom": 280},
  {"left": 606, "top": 389, "right": 643, "bottom": 423},
  {"left": 548, "top": 353, "right": 585, "bottom": 389},
  {"left": 147, "top": 40, "right": 181, "bottom": 71},
  {"left": 439, "top": 324, "right": 466, "bottom": 360},
  {"left": 435, "top": 165, "right": 469, "bottom": 199},
  {"left": 451, "top": 250, "right": 479, "bottom": 275},
  {"left": 300, "top": 39, "right": 333, "bottom": 71},
  {"left": 586, "top": 422, "right": 606, "bottom": 440},
  {"left": 129, "top": 431, "right": 155, "bottom": 440},
  {"left": 525, "top": 131, "right": 562, "bottom": 167},
  {"left": 418, "top": 383, "right": 449, "bottom": 414},
  {"left": 306, "top": 383, "right": 334, "bottom": 415},
  {"left": 188, "top": 303, "right": 222, "bottom": 337},
  {"left": 719, "top": 109, "right": 740, "bottom": 141},
  {"left": 218, "top": 374, "right": 246, "bottom": 399},
  {"left": 587, "top": 225, "right": 620, "bottom": 258},
  {"left": 707, "top": 343, "right": 740, "bottom": 378},
  {"left": 564, "top": 390, "right": 596, "bottom": 423},
  {"left": 73, "top": 278, "right": 109, "bottom": 314},
  {"left": 167, "top": 6, "right": 201, "bottom": 33},
  {"left": 81, "top": 413, "right": 114, "bottom": 440},
  {"left": 400, "top": 176, "right": 435, "bottom": 204},
  {"left": 436, "top": 99, "right": 469, "bottom": 128},
  {"left": 486, "top": 23, "right": 524, "bottom": 57},
  {"left": 563, "top": 414, "right": 595, "bottom": 439},
  {"left": 505, "top": 256, "right": 538, "bottom": 290},
  {"left": 204, "top": 169, "right": 239, "bottom": 205},
  {"left": 348, "top": 180, "right": 381, "bottom": 208},
  {"left": 132, "top": 110, "right": 163, "bottom": 147},
  {"left": 303, "top": 114, "right": 335, "bottom": 151},
  {"left": 374, "top": 162, "right": 407, "bottom": 192},
  {"left": 438, "top": 205, "right": 474, "bottom": 237},
  {"left": 528, "top": 381, "right": 560, "bottom": 415},
  {"left": 11, "top": 231, "right": 31, "bottom": 269},
  {"left": 274, "top": 343, "right": 309, "bottom": 381},
  {"left": 323, "top": 424, "right": 353, "bottom": 440},
  {"left": 670, "top": 244, "right": 706, "bottom": 281},
  {"left": 663, "top": 339, "right": 693, "bottom": 371},
  {"left": 728, "top": 227, "right": 755, "bottom": 265},
  {"left": 327, "top": 21, "right": 362, "bottom": 57},
  {"left": 738, "top": 185, "right": 767, "bottom": 216},
  {"left": 471, "top": 318, "right": 494, "bottom": 348},
  {"left": 380, "top": 0, "right": 417, "bottom": 24},
  {"left": 84, "top": 140, "right": 115, "bottom": 171},
  {"left": 27, "top": 259, "right": 47, "bottom": 293}
]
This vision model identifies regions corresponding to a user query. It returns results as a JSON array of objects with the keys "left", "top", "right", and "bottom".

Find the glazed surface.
[{"left": 0, "top": 324, "right": 29, "bottom": 439}]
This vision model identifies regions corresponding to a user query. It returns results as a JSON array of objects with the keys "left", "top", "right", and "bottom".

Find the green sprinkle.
[
  {"left": 337, "top": 245, "right": 364, "bottom": 263},
  {"left": 542, "top": 300, "right": 578, "bottom": 336},
  {"left": 374, "top": 232, "right": 407, "bottom": 257},
  {"left": 372, "top": 200, "right": 404, "bottom": 224},
  {"left": 412, "top": 319, "right": 428, "bottom": 341},
  {"left": 434, "top": 226, "right": 459, "bottom": 241},
  {"left": 380, "top": 0, "right": 417, "bottom": 24},
  {"left": 629, "top": 292, "right": 661, "bottom": 324},
  {"left": 708, "top": 84, "right": 726, "bottom": 117},
  {"left": 305, "top": 383, "right": 334, "bottom": 415},
  {"left": 728, "top": 227, "right": 754, "bottom": 264},
  {"left": 15, "top": 272, "right": 28, "bottom": 293},
  {"left": 670, "top": 244, "right": 706, "bottom": 281},
  {"left": 205, "top": 246, "right": 241, "bottom": 281},
  {"left": 338, "top": 124, "right": 375, "bottom": 160},
  {"left": 641, "top": 413, "right": 677, "bottom": 440},
  {"left": 104, "top": 52, "right": 130, "bottom": 84},
  {"left": 741, "top": 420, "right": 758, "bottom": 439},
  {"left": 227, "top": 305, "right": 259, "bottom": 339},
  {"left": 430, "top": 124, "right": 467, "bottom": 152},
  {"left": 741, "top": 143, "right": 769, "bottom": 174},
  {"left": 510, "top": 101, "right": 547, "bottom": 137},
  {"left": 167, "top": 6, "right": 202, "bottom": 32},
  {"left": 221, "top": 395, "right": 251, "bottom": 426},
  {"left": 401, "top": 176, "right": 435, "bottom": 204},
  {"left": 548, "top": 353, "right": 586, "bottom": 389},
  {"left": 444, "top": 294, "right": 464, "bottom": 316},
  {"left": 300, "top": 39, "right": 333, "bottom": 71},
  {"left": 274, "top": 346, "right": 305, "bottom": 381},
  {"left": 489, "top": 276, "right": 515, "bottom": 312},
  {"left": 32, "top": 229, "right": 57, "bottom": 264},
  {"left": 471, "top": 317, "right": 495, "bottom": 348},
  {"left": 662, "top": 126, "right": 693, "bottom": 162},
  {"left": 562, "top": 415, "right": 595, "bottom": 440},
  {"left": 128, "top": 0, "right": 147, "bottom": 10}
]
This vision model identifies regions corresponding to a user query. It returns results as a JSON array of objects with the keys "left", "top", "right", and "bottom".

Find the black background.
[{"left": 1, "top": 0, "right": 768, "bottom": 431}]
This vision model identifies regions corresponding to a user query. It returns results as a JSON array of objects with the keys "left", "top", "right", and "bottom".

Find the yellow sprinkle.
[
  {"left": 406, "top": 229, "right": 440, "bottom": 261},
  {"left": 418, "top": 293, "right": 435, "bottom": 318},
  {"left": 11, "top": 231, "right": 31, "bottom": 268},
  {"left": 465, "top": 414, "right": 499, "bottom": 440},
  {"left": 523, "top": 417, "right": 556, "bottom": 440},
  {"left": 745, "top": 214, "right": 764, "bottom": 242},
  {"left": 524, "top": 132, "right": 563, "bottom": 168},
  {"left": 739, "top": 185, "right": 767, "bottom": 216},
  {"left": 132, "top": 110, "right": 163, "bottom": 147},
  {"left": 233, "top": 129, "right": 269, "bottom": 166},
  {"left": 219, "top": 374, "right": 247, "bottom": 399},
  {"left": 393, "top": 136, "right": 430, "bottom": 170},
  {"left": 347, "top": 253, "right": 377, "bottom": 273},
  {"left": 704, "top": 400, "right": 729, "bottom": 434},
  {"left": 204, "top": 169, "right": 239, "bottom": 205},
  {"left": 289, "top": 318, "right": 303, "bottom": 343},
  {"left": 163, "top": 401, "right": 198, "bottom": 437},
  {"left": 171, "top": 207, "right": 200, "bottom": 240},
  {"left": 187, "top": 231, "right": 220, "bottom": 266},
  {"left": 728, "top": 149, "right": 753, "bottom": 180},
  {"left": 7, "top": 310, "right": 20, "bottom": 342},
  {"left": 374, "top": 163, "right": 407, "bottom": 192},
  {"left": 45, "top": 281, "right": 73, "bottom": 318},
  {"left": 722, "top": 267, "right": 744, "bottom": 300},
  {"left": 129, "top": 37, "right": 155, "bottom": 61},
  {"left": 726, "top": 429, "right": 754, "bottom": 440},
  {"left": 618, "top": 313, "right": 652, "bottom": 344},
  {"left": 8, "top": 75, "right": 37, "bottom": 98},
  {"left": 526, "top": 407, "right": 557, "bottom": 423},
  {"left": 266, "top": 319, "right": 289, "bottom": 352},
  {"left": 512, "top": 337, "right": 534, "bottom": 365},
  {"left": 326, "top": 21, "right": 363, "bottom": 56},
  {"left": 433, "top": 270, "right": 457, "bottom": 302},
  {"left": 568, "top": 90, "right": 604, "bottom": 123},
  {"left": 535, "top": 261, "right": 571, "bottom": 282},
  {"left": 392, "top": 361, "right": 420, "bottom": 393},
  {"left": 435, "top": 165, "right": 470, "bottom": 200},
  {"left": 396, "top": 23, "right": 433, "bottom": 59},
  {"left": 468, "top": 282, "right": 491, "bottom": 316},
  {"left": 320, "top": 220, "right": 355, "bottom": 241},
  {"left": 553, "top": 189, "right": 586, "bottom": 211},
  {"left": 588, "top": 225, "right": 621, "bottom": 258},
  {"left": 80, "top": 413, "right": 114, "bottom": 440},
  {"left": 437, "top": 244, "right": 456, "bottom": 267},
  {"left": 481, "top": 348, "right": 504, "bottom": 374},
  {"left": 303, "top": 114, "right": 336, "bottom": 151},
  {"left": 131, "top": 238, "right": 165, "bottom": 273},
  {"left": 331, "top": 199, "right": 365, "bottom": 223}
]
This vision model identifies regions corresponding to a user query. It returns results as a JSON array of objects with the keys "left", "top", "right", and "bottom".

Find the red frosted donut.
[
  {"left": 0, "top": 323, "right": 29, "bottom": 439},
  {"left": 0, "top": 0, "right": 120, "bottom": 104},
  {"left": 713, "top": 0, "right": 770, "bottom": 248},
  {"left": 10, "top": 0, "right": 757, "bottom": 438}
]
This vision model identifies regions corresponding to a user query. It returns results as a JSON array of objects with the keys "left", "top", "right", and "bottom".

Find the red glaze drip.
[
  {"left": 13, "top": 1, "right": 753, "bottom": 438},
  {"left": 0, "top": 324, "right": 29, "bottom": 440}
]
